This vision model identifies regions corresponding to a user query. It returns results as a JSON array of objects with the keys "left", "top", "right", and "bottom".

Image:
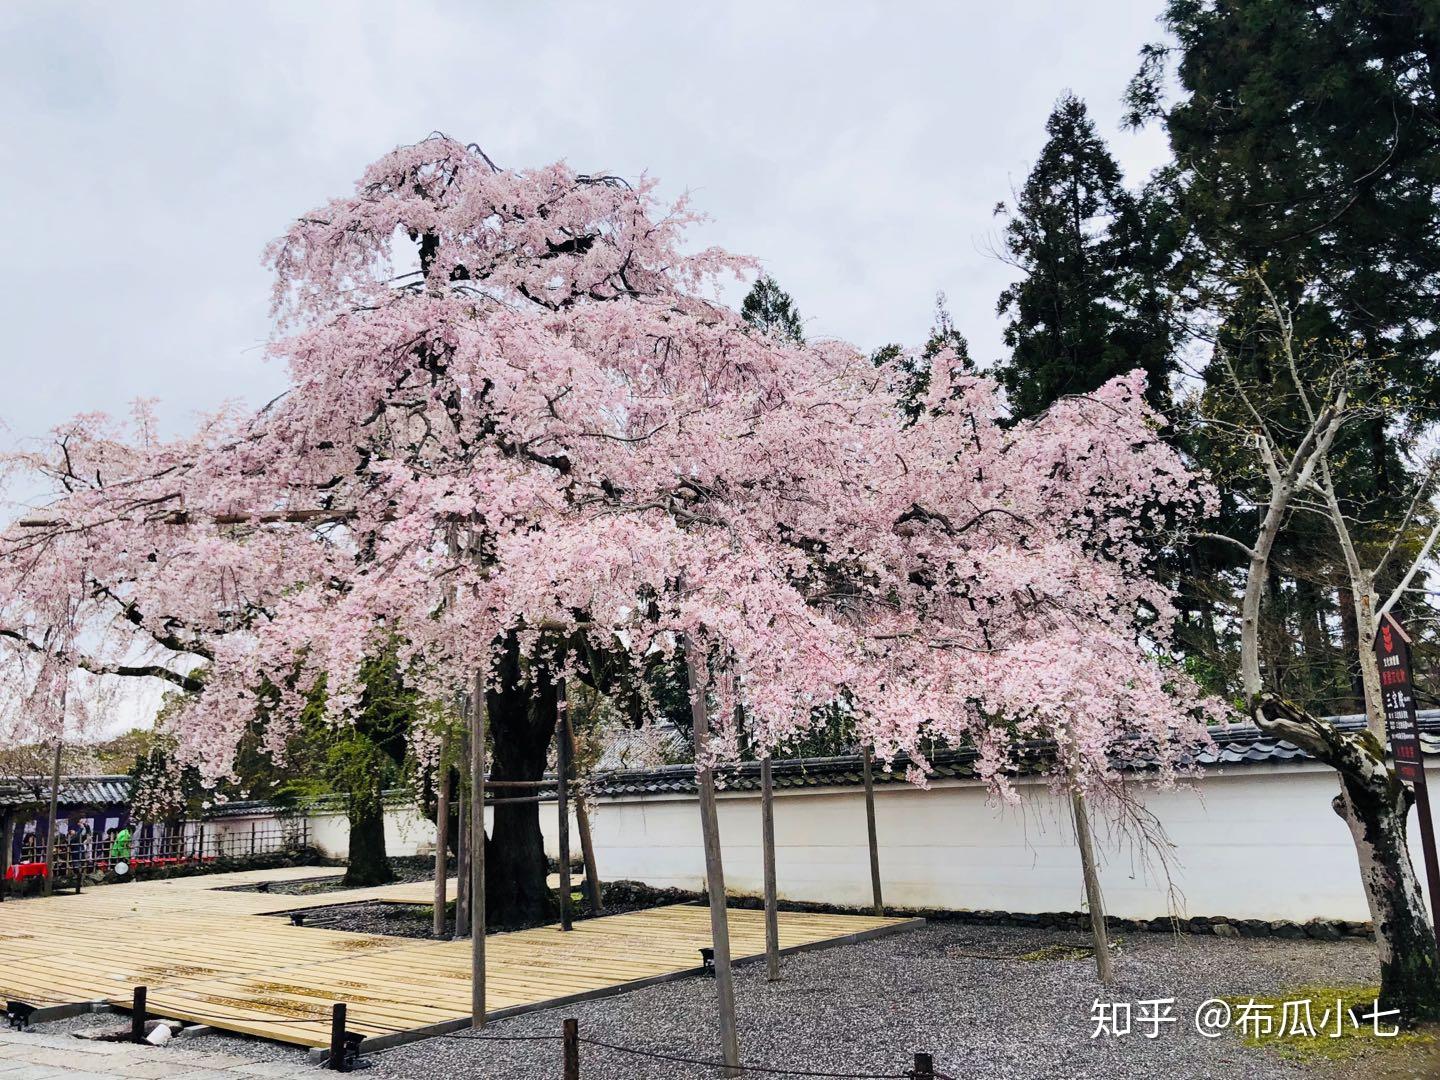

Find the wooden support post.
[
  {"left": 455, "top": 722, "right": 470, "bottom": 940},
  {"left": 130, "top": 986, "right": 147, "bottom": 1043},
  {"left": 556, "top": 680, "right": 573, "bottom": 931},
  {"left": 434, "top": 732, "right": 451, "bottom": 939},
  {"left": 861, "top": 745, "right": 883, "bottom": 916},
  {"left": 0, "top": 813, "right": 13, "bottom": 901},
  {"left": 470, "top": 669, "right": 487, "bottom": 1028},
  {"left": 328, "top": 1002, "right": 346, "bottom": 1071},
  {"left": 1071, "top": 788, "right": 1114, "bottom": 986},
  {"left": 565, "top": 711, "right": 603, "bottom": 915},
  {"left": 562, "top": 1017, "right": 580, "bottom": 1080},
  {"left": 1411, "top": 781, "right": 1440, "bottom": 955},
  {"left": 42, "top": 741, "right": 62, "bottom": 898},
  {"left": 760, "top": 756, "right": 780, "bottom": 981},
  {"left": 683, "top": 635, "right": 741, "bottom": 1076}
]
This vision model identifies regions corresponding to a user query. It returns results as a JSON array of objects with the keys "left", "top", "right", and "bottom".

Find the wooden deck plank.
[{"left": 0, "top": 866, "right": 917, "bottom": 1049}]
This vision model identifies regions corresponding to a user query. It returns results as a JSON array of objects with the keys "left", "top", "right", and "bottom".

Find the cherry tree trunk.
[
  {"left": 343, "top": 798, "right": 395, "bottom": 887},
  {"left": 484, "top": 635, "right": 560, "bottom": 929},
  {"left": 1335, "top": 765, "right": 1440, "bottom": 1021}
]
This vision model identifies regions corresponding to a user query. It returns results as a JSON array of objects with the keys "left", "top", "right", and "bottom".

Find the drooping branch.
[{"left": 0, "top": 628, "right": 203, "bottom": 693}]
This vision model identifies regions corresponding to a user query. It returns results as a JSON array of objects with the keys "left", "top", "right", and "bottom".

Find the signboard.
[{"left": 1374, "top": 612, "right": 1426, "bottom": 785}]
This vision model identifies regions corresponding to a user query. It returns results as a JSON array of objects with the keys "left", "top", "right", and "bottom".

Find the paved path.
[{"left": 0, "top": 1029, "right": 313, "bottom": 1079}]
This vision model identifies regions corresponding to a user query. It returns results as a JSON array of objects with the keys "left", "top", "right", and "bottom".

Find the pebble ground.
[{"left": 360, "top": 921, "right": 1392, "bottom": 1080}]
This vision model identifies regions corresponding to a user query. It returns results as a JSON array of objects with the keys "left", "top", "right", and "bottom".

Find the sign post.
[{"left": 1374, "top": 612, "right": 1440, "bottom": 949}]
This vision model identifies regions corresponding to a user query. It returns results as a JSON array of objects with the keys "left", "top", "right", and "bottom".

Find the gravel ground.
[
  {"left": 26, "top": 917, "right": 1424, "bottom": 1079},
  {"left": 364, "top": 922, "right": 1394, "bottom": 1080}
]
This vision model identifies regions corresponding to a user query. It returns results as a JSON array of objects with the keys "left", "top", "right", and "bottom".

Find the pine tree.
[
  {"left": 995, "top": 93, "right": 1173, "bottom": 420},
  {"left": 741, "top": 274, "right": 804, "bottom": 343},
  {"left": 892, "top": 293, "right": 974, "bottom": 421}
]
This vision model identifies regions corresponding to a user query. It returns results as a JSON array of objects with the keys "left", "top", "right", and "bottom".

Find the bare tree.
[{"left": 1207, "top": 280, "right": 1440, "bottom": 1019}]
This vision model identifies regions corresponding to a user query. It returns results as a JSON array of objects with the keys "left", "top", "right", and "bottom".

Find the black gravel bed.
[
  {"left": 366, "top": 922, "right": 1386, "bottom": 1080},
  {"left": 275, "top": 881, "right": 709, "bottom": 938},
  {"left": 221, "top": 856, "right": 441, "bottom": 896},
  {"left": 276, "top": 898, "right": 442, "bottom": 937}
]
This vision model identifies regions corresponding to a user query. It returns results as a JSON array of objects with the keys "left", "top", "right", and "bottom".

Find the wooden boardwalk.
[{"left": 0, "top": 867, "right": 918, "bottom": 1048}]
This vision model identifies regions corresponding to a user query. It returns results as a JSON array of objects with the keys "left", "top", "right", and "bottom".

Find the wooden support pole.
[
  {"left": 567, "top": 713, "right": 604, "bottom": 915},
  {"left": 434, "top": 732, "right": 451, "bottom": 939},
  {"left": 1071, "top": 788, "right": 1114, "bottom": 986},
  {"left": 861, "top": 745, "right": 883, "bottom": 916},
  {"left": 562, "top": 1017, "right": 580, "bottom": 1080},
  {"left": 556, "top": 679, "right": 573, "bottom": 931},
  {"left": 683, "top": 635, "right": 741, "bottom": 1076},
  {"left": 0, "top": 813, "right": 13, "bottom": 901},
  {"left": 130, "top": 986, "right": 147, "bottom": 1043},
  {"left": 42, "top": 741, "right": 62, "bottom": 898},
  {"left": 470, "top": 669, "right": 487, "bottom": 1028},
  {"left": 760, "top": 755, "right": 780, "bottom": 981},
  {"left": 455, "top": 721, "right": 470, "bottom": 940},
  {"left": 328, "top": 1002, "right": 346, "bottom": 1071}
]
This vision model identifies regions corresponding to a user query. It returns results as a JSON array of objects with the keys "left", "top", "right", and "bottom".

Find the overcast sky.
[{"left": 0, "top": 0, "right": 1173, "bottom": 459}]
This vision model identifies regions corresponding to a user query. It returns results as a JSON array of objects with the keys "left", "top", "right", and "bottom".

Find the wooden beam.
[
  {"left": 556, "top": 680, "right": 573, "bottom": 931},
  {"left": 861, "top": 746, "right": 883, "bottom": 917},
  {"left": 1, "top": 813, "right": 14, "bottom": 901},
  {"left": 470, "top": 669, "right": 488, "bottom": 1027},
  {"left": 1071, "top": 788, "right": 1114, "bottom": 986},
  {"left": 454, "top": 735, "right": 469, "bottom": 941},
  {"left": 42, "top": 741, "right": 62, "bottom": 898},
  {"left": 568, "top": 712, "right": 603, "bottom": 916},
  {"left": 682, "top": 635, "right": 741, "bottom": 1076},
  {"left": 760, "top": 756, "right": 780, "bottom": 981},
  {"left": 433, "top": 733, "right": 451, "bottom": 939}
]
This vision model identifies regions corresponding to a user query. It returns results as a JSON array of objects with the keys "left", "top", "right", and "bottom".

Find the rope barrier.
[
  {"left": 439, "top": 1029, "right": 913, "bottom": 1079},
  {"left": 577, "top": 1036, "right": 913, "bottom": 1078},
  {"left": 8, "top": 988, "right": 940, "bottom": 1079}
]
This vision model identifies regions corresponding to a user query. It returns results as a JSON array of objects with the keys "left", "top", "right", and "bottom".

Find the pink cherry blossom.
[{"left": 0, "top": 136, "right": 1222, "bottom": 802}]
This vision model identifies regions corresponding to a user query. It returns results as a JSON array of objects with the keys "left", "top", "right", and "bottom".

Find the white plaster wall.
[
  {"left": 302, "top": 803, "right": 573, "bottom": 862},
  {"left": 239, "top": 760, "right": 1440, "bottom": 923},
  {"left": 579, "top": 760, "right": 1440, "bottom": 923},
  {"left": 305, "top": 803, "right": 447, "bottom": 860}
]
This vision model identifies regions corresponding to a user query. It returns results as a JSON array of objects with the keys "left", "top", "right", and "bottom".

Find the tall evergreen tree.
[
  {"left": 995, "top": 93, "right": 1174, "bottom": 420},
  {"left": 889, "top": 293, "right": 974, "bottom": 421},
  {"left": 741, "top": 274, "right": 805, "bottom": 343},
  {"left": 1129, "top": 0, "right": 1440, "bottom": 709}
]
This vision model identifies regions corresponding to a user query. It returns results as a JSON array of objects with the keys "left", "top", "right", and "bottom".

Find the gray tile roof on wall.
[
  {"left": 6, "top": 712, "right": 1437, "bottom": 813},
  {"left": 0, "top": 775, "right": 132, "bottom": 809},
  {"left": 582, "top": 711, "right": 1440, "bottom": 799}
]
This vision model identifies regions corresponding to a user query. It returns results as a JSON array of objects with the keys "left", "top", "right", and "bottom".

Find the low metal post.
[
  {"left": 563, "top": 1017, "right": 580, "bottom": 1080},
  {"left": 329, "top": 1002, "right": 347, "bottom": 1071},
  {"left": 911, "top": 1051, "right": 934, "bottom": 1080},
  {"left": 130, "top": 986, "right": 147, "bottom": 1043}
]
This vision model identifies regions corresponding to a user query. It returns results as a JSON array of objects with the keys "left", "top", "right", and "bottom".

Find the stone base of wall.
[
  {"left": 932, "top": 907, "right": 1372, "bottom": 941},
  {"left": 716, "top": 891, "right": 1375, "bottom": 942}
]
